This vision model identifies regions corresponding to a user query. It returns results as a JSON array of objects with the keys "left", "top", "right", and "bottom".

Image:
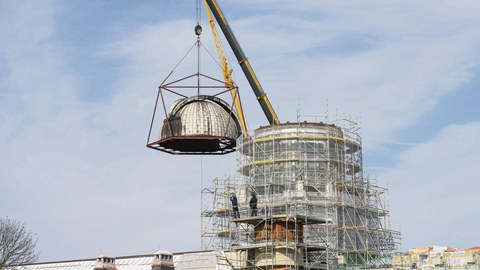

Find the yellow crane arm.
[
  {"left": 204, "top": 0, "right": 248, "bottom": 136},
  {"left": 204, "top": 0, "right": 280, "bottom": 126}
]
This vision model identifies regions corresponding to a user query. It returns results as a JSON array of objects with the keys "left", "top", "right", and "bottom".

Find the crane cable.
[
  {"left": 195, "top": 0, "right": 202, "bottom": 95},
  {"left": 196, "top": 0, "right": 201, "bottom": 26}
]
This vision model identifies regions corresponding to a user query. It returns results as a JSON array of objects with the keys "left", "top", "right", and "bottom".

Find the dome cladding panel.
[{"left": 160, "top": 99, "right": 239, "bottom": 140}]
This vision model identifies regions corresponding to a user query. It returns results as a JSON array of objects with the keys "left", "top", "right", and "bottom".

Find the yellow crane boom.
[
  {"left": 204, "top": 0, "right": 280, "bottom": 126},
  {"left": 204, "top": 0, "right": 248, "bottom": 136}
]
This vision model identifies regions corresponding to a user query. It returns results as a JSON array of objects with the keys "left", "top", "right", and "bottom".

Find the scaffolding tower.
[{"left": 201, "top": 121, "right": 400, "bottom": 270}]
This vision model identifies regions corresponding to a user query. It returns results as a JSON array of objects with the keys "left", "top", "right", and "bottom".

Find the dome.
[
  {"left": 155, "top": 95, "right": 241, "bottom": 154},
  {"left": 161, "top": 96, "right": 239, "bottom": 139}
]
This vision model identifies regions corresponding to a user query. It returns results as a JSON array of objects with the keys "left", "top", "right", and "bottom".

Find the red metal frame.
[{"left": 146, "top": 72, "right": 241, "bottom": 155}]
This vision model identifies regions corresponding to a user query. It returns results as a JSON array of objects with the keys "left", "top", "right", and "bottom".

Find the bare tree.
[{"left": 0, "top": 217, "right": 39, "bottom": 270}]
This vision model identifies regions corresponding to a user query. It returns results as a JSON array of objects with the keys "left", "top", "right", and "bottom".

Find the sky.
[{"left": 1, "top": 0, "right": 479, "bottom": 262}]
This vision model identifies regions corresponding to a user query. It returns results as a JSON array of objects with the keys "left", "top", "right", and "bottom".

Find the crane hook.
[{"left": 195, "top": 25, "right": 202, "bottom": 36}]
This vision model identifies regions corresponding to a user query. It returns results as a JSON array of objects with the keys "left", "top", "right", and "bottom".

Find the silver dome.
[
  {"left": 156, "top": 95, "right": 241, "bottom": 154},
  {"left": 161, "top": 96, "right": 240, "bottom": 139}
]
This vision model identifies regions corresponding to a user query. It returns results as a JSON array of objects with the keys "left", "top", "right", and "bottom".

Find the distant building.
[{"left": 393, "top": 246, "right": 480, "bottom": 270}]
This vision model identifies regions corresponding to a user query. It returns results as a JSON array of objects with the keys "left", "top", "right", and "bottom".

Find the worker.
[
  {"left": 230, "top": 193, "right": 240, "bottom": 218},
  {"left": 249, "top": 193, "right": 258, "bottom": 216}
]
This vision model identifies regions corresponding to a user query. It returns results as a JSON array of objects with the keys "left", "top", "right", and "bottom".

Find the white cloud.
[
  {"left": 385, "top": 122, "right": 480, "bottom": 249},
  {"left": 225, "top": 0, "right": 480, "bottom": 149}
]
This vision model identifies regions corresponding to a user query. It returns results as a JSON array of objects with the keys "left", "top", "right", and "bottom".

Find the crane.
[{"left": 204, "top": 0, "right": 280, "bottom": 126}]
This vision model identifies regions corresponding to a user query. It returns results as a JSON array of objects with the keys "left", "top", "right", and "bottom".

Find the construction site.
[
  {"left": 199, "top": 121, "right": 401, "bottom": 269},
  {"left": 4, "top": 1, "right": 480, "bottom": 270},
  {"left": 143, "top": 0, "right": 403, "bottom": 268}
]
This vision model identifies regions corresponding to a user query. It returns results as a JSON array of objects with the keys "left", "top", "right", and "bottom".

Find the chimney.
[
  {"left": 152, "top": 250, "right": 174, "bottom": 270},
  {"left": 94, "top": 254, "right": 116, "bottom": 270}
]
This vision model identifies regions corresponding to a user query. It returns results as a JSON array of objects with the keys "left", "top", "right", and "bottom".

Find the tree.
[{"left": 0, "top": 217, "right": 39, "bottom": 270}]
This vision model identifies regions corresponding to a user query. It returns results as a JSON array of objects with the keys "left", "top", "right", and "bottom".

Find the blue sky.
[{"left": 1, "top": 0, "right": 480, "bottom": 261}]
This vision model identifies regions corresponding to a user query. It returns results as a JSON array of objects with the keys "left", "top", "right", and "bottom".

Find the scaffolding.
[{"left": 201, "top": 121, "right": 400, "bottom": 270}]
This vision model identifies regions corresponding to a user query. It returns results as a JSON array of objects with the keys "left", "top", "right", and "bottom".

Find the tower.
[{"left": 201, "top": 121, "right": 400, "bottom": 269}]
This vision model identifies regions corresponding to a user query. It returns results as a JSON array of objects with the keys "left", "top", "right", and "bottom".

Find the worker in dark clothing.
[
  {"left": 230, "top": 193, "right": 240, "bottom": 218},
  {"left": 249, "top": 193, "right": 258, "bottom": 216}
]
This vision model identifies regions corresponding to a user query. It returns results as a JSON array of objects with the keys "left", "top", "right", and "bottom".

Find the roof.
[{"left": 14, "top": 251, "right": 233, "bottom": 270}]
